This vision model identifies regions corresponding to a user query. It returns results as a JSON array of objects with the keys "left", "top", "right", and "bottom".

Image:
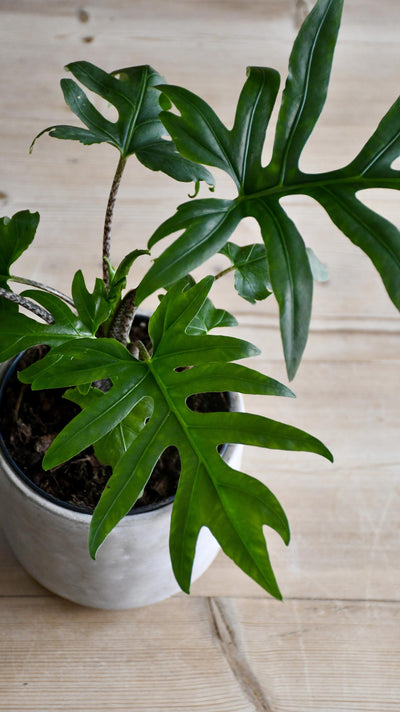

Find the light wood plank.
[{"left": 0, "top": 596, "right": 399, "bottom": 712}]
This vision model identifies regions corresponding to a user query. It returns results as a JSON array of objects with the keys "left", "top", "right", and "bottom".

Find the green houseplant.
[{"left": 0, "top": 0, "right": 398, "bottom": 606}]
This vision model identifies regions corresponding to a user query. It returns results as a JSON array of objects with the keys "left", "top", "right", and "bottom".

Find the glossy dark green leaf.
[
  {"left": 346, "top": 95, "right": 400, "bottom": 181},
  {"left": 158, "top": 66, "right": 280, "bottom": 191},
  {"left": 136, "top": 200, "right": 244, "bottom": 303},
  {"left": 229, "top": 67, "right": 281, "bottom": 192},
  {"left": 268, "top": 0, "right": 344, "bottom": 183},
  {"left": 31, "top": 61, "right": 214, "bottom": 186},
  {"left": 19, "top": 335, "right": 135, "bottom": 391},
  {"left": 24, "top": 279, "right": 332, "bottom": 598},
  {"left": 219, "top": 241, "right": 272, "bottom": 304},
  {"left": 313, "top": 188, "right": 400, "bottom": 309},
  {"left": 159, "top": 86, "right": 238, "bottom": 185},
  {"left": 144, "top": 0, "right": 400, "bottom": 379},
  {"left": 250, "top": 199, "right": 313, "bottom": 381}
]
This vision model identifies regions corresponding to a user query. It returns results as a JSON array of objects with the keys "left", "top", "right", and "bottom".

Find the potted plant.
[{"left": 0, "top": 0, "right": 398, "bottom": 608}]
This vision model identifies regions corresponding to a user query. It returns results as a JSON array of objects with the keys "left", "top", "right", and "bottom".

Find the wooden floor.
[{"left": 0, "top": 1, "right": 399, "bottom": 710}]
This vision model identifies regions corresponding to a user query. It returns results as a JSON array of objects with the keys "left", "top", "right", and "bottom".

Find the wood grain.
[{"left": 0, "top": 596, "right": 399, "bottom": 711}]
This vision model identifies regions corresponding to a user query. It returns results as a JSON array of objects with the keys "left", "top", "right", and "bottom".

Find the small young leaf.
[
  {"left": 71, "top": 270, "right": 111, "bottom": 335},
  {"left": 0, "top": 211, "right": 40, "bottom": 287},
  {"left": 219, "top": 242, "right": 272, "bottom": 304},
  {"left": 187, "top": 298, "right": 237, "bottom": 335},
  {"left": 163, "top": 274, "right": 237, "bottom": 335}
]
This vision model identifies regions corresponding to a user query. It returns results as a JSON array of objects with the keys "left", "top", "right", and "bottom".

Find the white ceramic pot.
[{"left": 0, "top": 358, "right": 243, "bottom": 609}]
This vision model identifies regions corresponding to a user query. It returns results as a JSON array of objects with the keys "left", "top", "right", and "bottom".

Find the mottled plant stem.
[
  {"left": 103, "top": 154, "right": 127, "bottom": 291},
  {"left": 9, "top": 275, "right": 75, "bottom": 307},
  {"left": 107, "top": 289, "right": 137, "bottom": 346},
  {"left": 0, "top": 287, "right": 54, "bottom": 323}
]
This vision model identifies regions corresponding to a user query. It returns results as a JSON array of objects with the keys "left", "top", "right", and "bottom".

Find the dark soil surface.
[{"left": 0, "top": 322, "right": 230, "bottom": 513}]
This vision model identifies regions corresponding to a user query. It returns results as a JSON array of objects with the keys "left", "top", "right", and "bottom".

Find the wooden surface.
[{"left": 0, "top": 1, "right": 399, "bottom": 710}]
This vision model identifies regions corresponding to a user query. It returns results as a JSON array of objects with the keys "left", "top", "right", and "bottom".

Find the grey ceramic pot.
[{"left": 0, "top": 359, "right": 244, "bottom": 609}]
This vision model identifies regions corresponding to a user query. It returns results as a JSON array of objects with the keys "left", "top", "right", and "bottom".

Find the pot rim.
[{"left": 0, "top": 351, "right": 241, "bottom": 523}]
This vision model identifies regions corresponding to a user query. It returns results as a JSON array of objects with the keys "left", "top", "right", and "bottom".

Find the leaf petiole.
[
  {"left": 9, "top": 275, "right": 75, "bottom": 308},
  {"left": 214, "top": 265, "right": 235, "bottom": 281},
  {"left": 0, "top": 287, "right": 55, "bottom": 324},
  {"left": 103, "top": 154, "right": 127, "bottom": 290},
  {"left": 135, "top": 340, "right": 151, "bottom": 361}
]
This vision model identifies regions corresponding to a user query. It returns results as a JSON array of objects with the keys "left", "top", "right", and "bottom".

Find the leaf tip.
[
  {"left": 89, "top": 542, "right": 98, "bottom": 561},
  {"left": 41, "top": 454, "right": 51, "bottom": 471},
  {"left": 319, "top": 442, "right": 334, "bottom": 463},
  {"left": 88, "top": 529, "right": 101, "bottom": 561},
  {"left": 326, "top": 448, "right": 334, "bottom": 464}
]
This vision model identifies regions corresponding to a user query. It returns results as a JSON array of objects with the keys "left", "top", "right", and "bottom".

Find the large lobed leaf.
[
  {"left": 31, "top": 61, "right": 214, "bottom": 186},
  {"left": 136, "top": 0, "right": 400, "bottom": 379},
  {"left": 20, "top": 278, "right": 332, "bottom": 599}
]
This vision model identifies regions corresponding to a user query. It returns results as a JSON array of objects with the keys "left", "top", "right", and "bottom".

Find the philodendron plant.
[{"left": 0, "top": 0, "right": 399, "bottom": 599}]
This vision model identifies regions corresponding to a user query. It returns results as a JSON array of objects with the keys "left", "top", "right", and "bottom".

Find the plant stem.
[
  {"left": 107, "top": 289, "right": 137, "bottom": 346},
  {"left": 9, "top": 275, "right": 75, "bottom": 307},
  {"left": 214, "top": 265, "right": 235, "bottom": 281},
  {"left": 136, "top": 340, "right": 151, "bottom": 361},
  {"left": 0, "top": 287, "right": 54, "bottom": 323},
  {"left": 103, "top": 154, "right": 127, "bottom": 291}
]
